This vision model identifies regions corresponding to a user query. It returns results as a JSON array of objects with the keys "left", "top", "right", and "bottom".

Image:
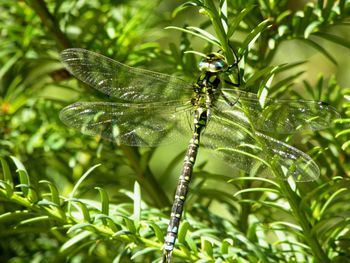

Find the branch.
[{"left": 26, "top": 0, "right": 71, "bottom": 49}]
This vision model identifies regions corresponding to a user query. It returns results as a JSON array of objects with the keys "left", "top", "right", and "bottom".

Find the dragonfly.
[{"left": 59, "top": 48, "right": 339, "bottom": 262}]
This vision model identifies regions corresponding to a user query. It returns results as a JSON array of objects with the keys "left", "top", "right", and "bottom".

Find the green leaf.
[
  {"left": 270, "top": 71, "right": 305, "bottom": 96},
  {"left": 187, "top": 26, "right": 220, "bottom": 44},
  {"left": 304, "top": 21, "right": 322, "bottom": 38},
  {"left": 276, "top": 10, "right": 292, "bottom": 23},
  {"left": 0, "top": 210, "right": 33, "bottom": 224},
  {"left": 68, "top": 164, "right": 101, "bottom": 215},
  {"left": 238, "top": 19, "right": 271, "bottom": 56},
  {"left": 220, "top": 238, "right": 233, "bottom": 254},
  {"left": 270, "top": 221, "right": 303, "bottom": 232},
  {"left": 37, "top": 199, "right": 60, "bottom": 207},
  {"left": 302, "top": 79, "right": 316, "bottom": 99},
  {"left": 177, "top": 220, "right": 190, "bottom": 244},
  {"left": 70, "top": 164, "right": 101, "bottom": 198},
  {"left": 165, "top": 26, "right": 221, "bottom": 47},
  {"left": 95, "top": 187, "right": 109, "bottom": 216},
  {"left": 185, "top": 233, "right": 198, "bottom": 255},
  {"left": 314, "top": 216, "right": 347, "bottom": 240},
  {"left": 124, "top": 216, "right": 137, "bottom": 234},
  {"left": 321, "top": 0, "right": 334, "bottom": 21},
  {"left": 0, "top": 52, "right": 21, "bottom": 80},
  {"left": 257, "top": 73, "right": 274, "bottom": 102},
  {"left": 244, "top": 65, "right": 276, "bottom": 87},
  {"left": 66, "top": 198, "right": 91, "bottom": 222},
  {"left": 219, "top": 0, "right": 228, "bottom": 30},
  {"left": 234, "top": 231, "right": 269, "bottom": 263},
  {"left": 201, "top": 238, "right": 213, "bottom": 257},
  {"left": 133, "top": 182, "right": 141, "bottom": 230},
  {"left": 60, "top": 230, "right": 93, "bottom": 252},
  {"left": 341, "top": 140, "right": 350, "bottom": 150},
  {"left": 227, "top": 5, "right": 256, "bottom": 38},
  {"left": 94, "top": 214, "right": 118, "bottom": 232},
  {"left": 319, "top": 188, "right": 348, "bottom": 218},
  {"left": 39, "top": 180, "right": 60, "bottom": 205},
  {"left": 172, "top": 1, "right": 202, "bottom": 17},
  {"left": 17, "top": 215, "right": 50, "bottom": 226},
  {"left": 95, "top": 187, "right": 109, "bottom": 225},
  {"left": 148, "top": 222, "right": 164, "bottom": 242},
  {"left": 228, "top": 176, "right": 280, "bottom": 188},
  {"left": 67, "top": 223, "right": 96, "bottom": 234},
  {"left": 336, "top": 128, "right": 350, "bottom": 138},
  {"left": 202, "top": 0, "right": 220, "bottom": 21},
  {"left": 131, "top": 247, "right": 159, "bottom": 260},
  {"left": 297, "top": 37, "right": 338, "bottom": 65},
  {"left": 313, "top": 31, "right": 350, "bottom": 50},
  {"left": 0, "top": 157, "right": 13, "bottom": 187},
  {"left": 234, "top": 187, "right": 280, "bottom": 197},
  {"left": 315, "top": 74, "right": 324, "bottom": 100},
  {"left": 10, "top": 156, "right": 38, "bottom": 201},
  {"left": 0, "top": 181, "right": 13, "bottom": 197}
]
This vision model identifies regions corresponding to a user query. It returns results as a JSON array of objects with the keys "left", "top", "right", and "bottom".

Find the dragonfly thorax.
[{"left": 198, "top": 52, "right": 228, "bottom": 73}]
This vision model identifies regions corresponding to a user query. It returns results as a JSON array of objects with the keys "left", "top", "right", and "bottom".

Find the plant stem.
[
  {"left": 278, "top": 180, "right": 330, "bottom": 263},
  {"left": 120, "top": 145, "right": 170, "bottom": 208},
  {"left": 26, "top": 0, "right": 71, "bottom": 49},
  {"left": 203, "top": 0, "right": 237, "bottom": 65}
]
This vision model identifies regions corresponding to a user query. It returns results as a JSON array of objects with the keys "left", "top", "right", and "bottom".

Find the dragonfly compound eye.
[{"left": 199, "top": 53, "right": 228, "bottom": 73}]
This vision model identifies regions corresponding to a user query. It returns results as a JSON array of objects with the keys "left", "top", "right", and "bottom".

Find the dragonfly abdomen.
[
  {"left": 163, "top": 110, "right": 207, "bottom": 262},
  {"left": 163, "top": 60, "right": 224, "bottom": 262}
]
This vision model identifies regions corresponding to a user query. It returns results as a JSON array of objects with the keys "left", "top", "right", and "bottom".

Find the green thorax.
[{"left": 191, "top": 52, "right": 228, "bottom": 111}]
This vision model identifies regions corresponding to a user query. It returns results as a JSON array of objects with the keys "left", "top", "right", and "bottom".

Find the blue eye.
[
  {"left": 199, "top": 60, "right": 209, "bottom": 71},
  {"left": 214, "top": 60, "right": 225, "bottom": 69},
  {"left": 199, "top": 56, "right": 226, "bottom": 72}
]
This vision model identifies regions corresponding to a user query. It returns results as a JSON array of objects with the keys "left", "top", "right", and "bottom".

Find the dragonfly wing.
[
  {"left": 218, "top": 88, "right": 340, "bottom": 133},
  {"left": 202, "top": 111, "right": 320, "bottom": 181},
  {"left": 59, "top": 101, "right": 192, "bottom": 146},
  {"left": 60, "top": 48, "right": 193, "bottom": 103}
]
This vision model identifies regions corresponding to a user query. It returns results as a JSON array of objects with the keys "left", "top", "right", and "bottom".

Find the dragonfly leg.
[
  {"left": 162, "top": 249, "right": 173, "bottom": 263},
  {"left": 220, "top": 90, "right": 241, "bottom": 107}
]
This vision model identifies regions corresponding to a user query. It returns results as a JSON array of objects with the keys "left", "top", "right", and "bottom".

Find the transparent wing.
[
  {"left": 60, "top": 48, "right": 193, "bottom": 103},
  {"left": 202, "top": 111, "right": 320, "bottom": 181},
  {"left": 59, "top": 101, "right": 193, "bottom": 146},
  {"left": 217, "top": 88, "right": 340, "bottom": 133}
]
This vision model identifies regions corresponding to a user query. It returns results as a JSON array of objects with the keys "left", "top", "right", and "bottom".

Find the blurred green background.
[{"left": 1, "top": 0, "right": 350, "bottom": 262}]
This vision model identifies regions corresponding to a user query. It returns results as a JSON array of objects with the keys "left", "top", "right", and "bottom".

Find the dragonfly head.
[{"left": 198, "top": 53, "right": 228, "bottom": 73}]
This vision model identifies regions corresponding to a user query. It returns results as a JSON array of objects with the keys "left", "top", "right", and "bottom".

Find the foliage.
[{"left": 1, "top": 0, "right": 350, "bottom": 262}]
